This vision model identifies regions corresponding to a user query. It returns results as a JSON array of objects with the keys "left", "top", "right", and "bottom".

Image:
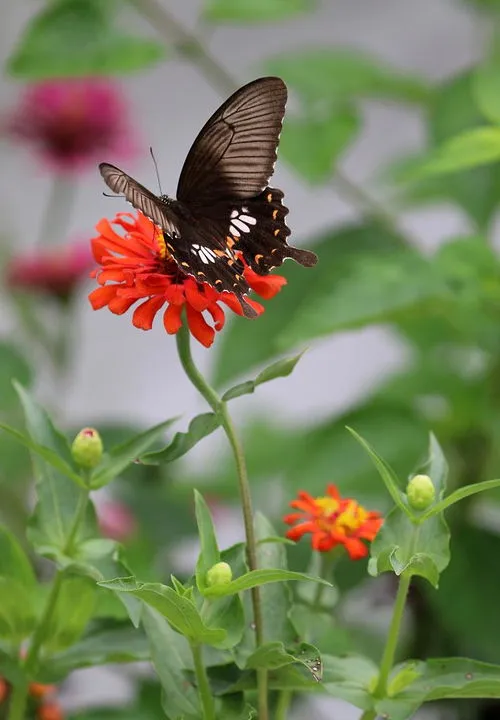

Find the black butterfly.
[{"left": 99, "top": 76, "right": 317, "bottom": 318}]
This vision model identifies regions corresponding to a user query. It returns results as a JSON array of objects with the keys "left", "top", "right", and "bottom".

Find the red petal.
[
  {"left": 88, "top": 286, "right": 117, "bottom": 309},
  {"left": 246, "top": 271, "right": 287, "bottom": 299},
  {"left": 185, "top": 278, "right": 211, "bottom": 311},
  {"left": 163, "top": 303, "right": 183, "bottom": 334},
  {"left": 206, "top": 301, "right": 225, "bottom": 331},
  {"left": 108, "top": 296, "right": 137, "bottom": 314},
  {"left": 186, "top": 304, "right": 215, "bottom": 348},
  {"left": 132, "top": 296, "right": 165, "bottom": 330},
  {"left": 343, "top": 537, "right": 368, "bottom": 560}
]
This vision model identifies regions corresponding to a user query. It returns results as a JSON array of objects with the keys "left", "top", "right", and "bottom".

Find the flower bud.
[
  {"left": 407, "top": 474, "right": 435, "bottom": 511},
  {"left": 206, "top": 561, "right": 232, "bottom": 587},
  {"left": 71, "top": 427, "right": 103, "bottom": 469}
]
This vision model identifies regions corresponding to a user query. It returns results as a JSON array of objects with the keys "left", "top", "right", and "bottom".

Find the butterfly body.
[{"left": 99, "top": 77, "right": 317, "bottom": 317}]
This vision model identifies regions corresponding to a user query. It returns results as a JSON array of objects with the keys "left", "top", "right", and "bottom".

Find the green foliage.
[
  {"left": 42, "top": 576, "right": 96, "bottom": 653},
  {"left": 221, "top": 353, "right": 304, "bottom": 401},
  {"left": 408, "top": 127, "right": 500, "bottom": 177},
  {"left": 204, "top": 0, "right": 314, "bottom": 22},
  {"left": 142, "top": 413, "right": 221, "bottom": 464},
  {"left": 7, "top": 0, "right": 165, "bottom": 78}
]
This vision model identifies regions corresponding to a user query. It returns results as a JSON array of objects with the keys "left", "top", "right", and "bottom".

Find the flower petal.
[
  {"left": 132, "top": 296, "right": 165, "bottom": 330},
  {"left": 186, "top": 304, "right": 215, "bottom": 348}
]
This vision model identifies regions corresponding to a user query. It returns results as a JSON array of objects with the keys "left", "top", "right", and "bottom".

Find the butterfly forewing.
[{"left": 176, "top": 77, "right": 287, "bottom": 204}]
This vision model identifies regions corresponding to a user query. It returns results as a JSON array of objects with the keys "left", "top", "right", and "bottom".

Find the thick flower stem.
[
  {"left": 374, "top": 572, "right": 411, "bottom": 697},
  {"left": 175, "top": 326, "right": 268, "bottom": 720},
  {"left": 190, "top": 642, "right": 216, "bottom": 720},
  {"left": 6, "top": 681, "right": 28, "bottom": 720},
  {"left": 37, "top": 173, "right": 77, "bottom": 249}
]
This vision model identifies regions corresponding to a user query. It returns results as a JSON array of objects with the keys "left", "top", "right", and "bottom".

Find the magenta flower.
[
  {"left": 5, "top": 78, "right": 135, "bottom": 172},
  {"left": 6, "top": 242, "right": 94, "bottom": 301},
  {"left": 97, "top": 501, "right": 137, "bottom": 542}
]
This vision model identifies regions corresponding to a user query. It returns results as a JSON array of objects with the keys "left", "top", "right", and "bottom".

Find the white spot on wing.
[
  {"left": 239, "top": 214, "right": 256, "bottom": 226},
  {"left": 232, "top": 218, "right": 251, "bottom": 233},
  {"left": 230, "top": 225, "right": 241, "bottom": 237}
]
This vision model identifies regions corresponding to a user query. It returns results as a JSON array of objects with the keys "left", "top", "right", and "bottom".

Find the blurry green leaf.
[
  {"left": 142, "top": 413, "right": 220, "bottom": 464},
  {"left": 277, "top": 230, "right": 443, "bottom": 351},
  {"left": 0, "top": 578, "right": 37, "bottom": 643},
  {"left": 43, "top": 576, "right": 96, "bottom": 653},
  {"left": 8, "top": 0, "right": 165, "bottom": 79},
  {"left": 0, "top": 424, "right": 84, "bottom": 487},
  {"left": 0, "top": 524, "right": 36, "bottom": 589},
  {"left": 204, "top": 0, "right": 314, "bottom": 22},
  {"left": 222, "top": 353, "right": 304, "bottom": 401},
  {"left": 14, "top": 383, "right": 97, "bottom": 557},
  {"left": 473, "top": 55, "right": 500, "bottom": 124},
  {"left": 264, "top": 49, "right": 430, "bottom": 105},
  {"left": 43, "top": 626, "right": 150, "bottom": 679},
  {"left": 369, "top": 507, "right": 450, "bottom": 587},
  {"left": 0, "top": 343, "right": 32, "bottom": 413},
  {"left": 429, "top": 70, "right": 500, "bottom": 228},
  {"left": 194, "top": 489, "right": 220, "bottom": 590},
  {"left": 414, "top": 433, "right": 448, "bottom": 497},
  {"left": 378, "top": 658, "right": 500, "bottom": 718},
  {"left": 202, "top": 568, "right": 330, "bottom": 598},
  {"left": 246, "top": 641, "right": 322, "bottom": 681},
  {"left": 99, "top": 577, "right": 226, "bottom": 646},
  {"left": 281, "top": 111, "right": 359, "bottom": 183},
  {"left": 408, "top": 127, "right": 500, "bottom": 177},
  {"left": 90, "top": 419, "right": 176, "bottom": 489},
  {"left": 213, "top": 223, "right": 410, "bottom": 387},
  {"left": 142, "top": 607, "right": 200, "bottom": 718},
  {"left": 202, "top": 594, "right": 245, "bottom": 650}
]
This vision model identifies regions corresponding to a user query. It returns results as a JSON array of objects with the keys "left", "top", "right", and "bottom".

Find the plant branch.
[{"left": 190, "top": 642, "right": 216, "bottom": 720}]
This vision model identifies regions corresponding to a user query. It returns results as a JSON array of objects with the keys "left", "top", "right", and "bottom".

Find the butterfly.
[{"left": 99, "top": 76, "right": 317, "bottom": 318}]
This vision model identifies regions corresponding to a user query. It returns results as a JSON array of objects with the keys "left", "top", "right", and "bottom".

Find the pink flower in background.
[
  {"left": 5, "top": 78, "right": 135, "bottom": 172},
  {"left": 6, "top": 242, "right": 94, "bottom": 301},
  {"left": 97, "top": 501, "right": 137, "bottom": 542}
]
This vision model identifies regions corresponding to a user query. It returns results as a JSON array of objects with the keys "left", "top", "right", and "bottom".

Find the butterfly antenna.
[{"left": 150, "top": 146, "right": 163, "bottom": 195}]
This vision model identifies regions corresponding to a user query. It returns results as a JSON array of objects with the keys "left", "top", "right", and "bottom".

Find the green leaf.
[
  {"left": 42, "top": 626, "right": 150, "bottom": 680},
  {"left": 0, "top": 343, "right": 32, "bottom": 412},
  {"left": 377, "top": 658, "right": 500, "bottom": 719},
  {"left": 369, "top": 507, "right": 450, "bottom": 587},
  {"left": 0, "top": 524, "right": 36, "bottom": 589},
  {"left": 221, "top": 353, "right": 304, "bottom": 401},
  {"left": 280, "top": 111, "right": 359, "bottom": 184},
  {"left": 141, "top": 413, "right": 220, "bottom": 464},
  {"left": 413, "top": 433, "right": 448, "bottom": 497},
  {"left": 408, "top": 127, "right": 500, "bottom": 177},
  {"left": 0, "top": 578, "right": 37, "bottom": 643},
  {"left": 142, "top": 607, "right": 200, "bottom": 718},
  {"left": 277, "top": 235, "right": 444, "bottom": 350},
  {"left": 7, "top": 0, "right": 165, "bottom": 79},
  {"left": 14, "top": 383, "right": 97, "bottom": 557},
  {"left": 346, "top": 428, "right": 408, "bottom": 513},
  {"left": 0, "top": 424, "right": 84, "bottom": 487},
  {"left": 202, "top": 568, "right": 329, "bottom": 598},
  {"left": 194, "top": 490, "right": 220, "bottom": 590},
  {"left": 264, "top": 49, "right": 430, "bottom": 105},
  {"left": 43, "top": 575, "right": 96, "bottom": 653},
  {"left": 246, "top": 641, "right": 322, "bottom": 681},
  {"left": 201, "top": 594, "right": 245, "bottom": 650},
  {"left": 99, "top": 578, "right": 226, "bottom": 646},
  {"left": 90, "top": 418, "right": 176, "bottom": 489},
  {"left": 213, "top": 223, "right": 419, "bottom": 386},
  {"left": 473, "top": 55, "right": 500, "bottom": 124},
  {"left": 204, "top": 0, "right": 314, "bottom": 22}
]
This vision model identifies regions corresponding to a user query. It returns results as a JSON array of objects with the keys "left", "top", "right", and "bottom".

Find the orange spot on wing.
[{"left": 272, "top": 209, "right": 278, "bottom": 220}]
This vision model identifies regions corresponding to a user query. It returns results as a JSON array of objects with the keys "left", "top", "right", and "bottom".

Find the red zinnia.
[
  {"left": 5, "top": 78, "right": 135, "bottom": 172},
  {"left": 88, "top": 211, "right": 287, "bottom": 347},
  {"left": 284, "top": 484, "right": 383, "bottom": 559},
  {"left": 6, "top": 242, "right": 93, "bottom": 302}
]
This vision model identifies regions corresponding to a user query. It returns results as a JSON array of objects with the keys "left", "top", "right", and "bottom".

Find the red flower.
[
  {"left": 89, "top": 212, "right": 287, "bottom": 347},
  {"left": 5, "top": 79, "right": 135, "bottom": 172},
  {"left": 6, "top": 242, "right": 94, "bottom": 301},
  {"left": 284, "top": 484, "right": 383, "bottom": 559}
]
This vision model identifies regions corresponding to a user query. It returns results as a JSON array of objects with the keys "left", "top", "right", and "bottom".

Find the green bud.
[
  {"left": 71, "top": 427, "right": 103, "bottom": 469},
  {"left": 407, "top": 474, "right": 435, "bottom": 511},
  {"left": 206, "top": 561, "right": 232, "bottom": 587}
]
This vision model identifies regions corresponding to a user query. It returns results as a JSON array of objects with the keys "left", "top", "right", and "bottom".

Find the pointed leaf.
[
  {"left": 246, "top": 641, "right": 322, "bottom": 681},
  {"left": 43, "top": 575, "right": 96, "bottom": 653},
  {"left": 141, "top": 413, "right": 220, "bottom": 464},
  {"left": 90, "top": 418, "right": 176, "bottom": 488},
  {"left": 99, "top": 578, "right": 226, "bottom": 646},
  {"left": 202, "top": 568, "right": 331, "bottom": 598},
  {"left": 0, "top": 525, "right": 36, "bottom": 589},
  {"left": 412, "top": 433, "right": 448, "bottom": 498},
  {"left": 194, "top": 490, "right": 220, "bottom": 591},
  {"left": 221, "top": 353, "right": 304, "bottom": 401}
]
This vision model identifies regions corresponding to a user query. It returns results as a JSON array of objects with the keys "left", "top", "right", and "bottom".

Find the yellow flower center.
[
  {"left": 315, "top": 496, "right": 367, "bottom": 536},
  {"left": 156, "top": 232, "right": 167, "bottom": 260}
]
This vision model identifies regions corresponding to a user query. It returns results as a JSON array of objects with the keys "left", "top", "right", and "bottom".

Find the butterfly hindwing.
[{"left": 176, "top": 77, "right": 287, "bottom": 204}]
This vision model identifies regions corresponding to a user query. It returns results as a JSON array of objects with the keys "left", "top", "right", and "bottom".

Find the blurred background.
[{"left": 1, "top": 0, "right": 500, "bottom": 718}]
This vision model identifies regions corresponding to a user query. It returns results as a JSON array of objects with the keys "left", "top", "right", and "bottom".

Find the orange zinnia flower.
[
  {"left": 284, "top": 484, "right": 383, "bottom": 559},
  {"left": 88, "top": 212, "right": 286, "bottom": 348}
]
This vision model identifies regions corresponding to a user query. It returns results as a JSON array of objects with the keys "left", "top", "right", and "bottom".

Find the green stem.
[
  {"left": 190, "top": 642, "right": 216, "bottom": 720},
  {"left": 359, "top": 710, "right": 377, "bottom": 720},
  {"left": 36, "top": 174, "right": 77, "bottom": 248},
  {"left": 7, "top": 680, "right": 28, "bottom": 720},
  {"left": 175, "top": 326, "right": 268, "bottom": 720},
  {"left": 374, "top": 572, "right": 411, "bottom": 697},
  {"left": 275, "top": 690, "right": 292, "bottom": 720}
]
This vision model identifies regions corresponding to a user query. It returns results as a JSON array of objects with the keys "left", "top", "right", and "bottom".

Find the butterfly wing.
[
  {"left": 99, "top": 163, "right": 179, "bottom": 237},
  {"left": 176, "top": 77, "right": 287, "bottom": 204}
]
